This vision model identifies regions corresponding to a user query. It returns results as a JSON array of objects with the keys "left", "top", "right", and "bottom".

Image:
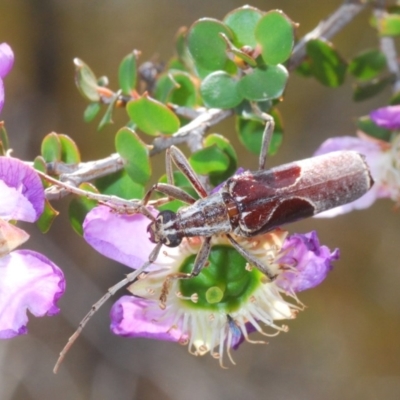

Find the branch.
[
  {"left": 288, "top": 0, "right": 366, "bottom": 71},
  {"left": 373, "top": 2, "right": 400, "bottom": 93}
]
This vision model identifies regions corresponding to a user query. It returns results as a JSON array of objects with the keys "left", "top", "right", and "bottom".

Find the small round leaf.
[
  {"left": 68, "top": 183, "right": 98, "bottom": 236},
  {"left": 237, "top": 65, "right": 288, "bottom": 101},
  {"left": 155, "top": 70, "right": 197, "bottom": 107},
  {"left": 115, "top": 127, "right": 151, "bottom": 185},
  {"left": 204, "top": 134, "right": 238, "bottom": 185},
  {"left": 37, "top": 199, "right": 59, "bottom": 233},
  {"left": 74, "top": 58, "right": 100, "bottom": 102},
  {"left": 200, "top": 71, "right": 243, "bottom": 109},
  {"left": 348, "top": 49, "right": 386, "bottom": 81},
  {"left": 84, "top": 103, "right": 101, "bottom": 122},
  {"left": 255, "top": 10, "right": 294, "bottom": 65},
  {"left": 187, "top": 18, "right": 233, "bottom": 72},
  {"left": 189, "top": 145, "right": 229, "bottom": 175},
  {"left": 236, "top": 110, "right": 283, "bottom": 156},
  {"left": 41, "top": 132, "right": 61, "bottom": 163},
  {"left": 59, "top": 134, "right": 81, "bottom": 164},
  {"left": 353, "top": 77, "right": 391, "bottom": 102},
  {"left": 356, "top": 116, "right": 391, "bottom": 141},
  {"left": 223, "top": 6, "right": 264, "bottom": 48},
  {"left": 96, "top": 169, "right": 145, "bottom": 199},
  {"left": 306, "top": 39, "right": 347, "bottom": 87},
  {"left": 126, "top": 97, "right": 180, "bottom": 136},
  {"left": 119, "top": 51, "right": 138, "bottom": 95}
]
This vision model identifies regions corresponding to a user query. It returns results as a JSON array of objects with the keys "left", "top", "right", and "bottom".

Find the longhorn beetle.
[{"left": 52, "top": 116, "right": 373, "bottom": 372}]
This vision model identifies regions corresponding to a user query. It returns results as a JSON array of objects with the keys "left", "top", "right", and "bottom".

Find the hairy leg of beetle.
[
  {"left": 227, "top": 235, "right": 276, "bottom": 281},
  {"left": 53, "top": 242, "right": 163, "bottom": 374},
  {"left": 167, "top": 146, "right": 208, "bottom": 198},
  {"left": 142, "top": 182, "right": 197, "bottom": 206},
  {"left": 159, "top": 236, "right": 212, "bottom": 308},
  {"left": 258, "top": 113, "right": 275, "bottom": 171},
  {"left": 37, "top": 170, "right": 165, "bottom": 218}
]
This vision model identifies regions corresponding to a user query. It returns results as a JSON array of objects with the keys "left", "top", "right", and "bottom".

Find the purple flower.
[
  {"left": 314, "top": 135, "right": 399, "bottom": 216},
  {"left": 84, "top": 205, "right": 337, "bottom": 365},
  {"left": 0, "top": 43, "right": 14, "bottom": 113},
  {"left": 370, "top": 105, "right": 400, "bottom": 130},
  {"left": 276, "top": 231, "right": 339, "bottom": 293},
  {"left": 0, "top": 157, "right": 65, "bottom": 339}
]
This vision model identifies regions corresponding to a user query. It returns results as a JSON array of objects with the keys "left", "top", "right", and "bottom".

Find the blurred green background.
[{"left": 1, "top": 1, "right": 400, "bottom": 399}]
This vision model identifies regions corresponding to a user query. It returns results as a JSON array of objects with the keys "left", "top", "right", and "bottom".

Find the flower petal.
[
  {"left": 110, "top": 295, "right": 183, "bottom": 342},
  {"left": 0, "top": 157, "right": 45, "bottom": 222},
  {"left": 276, "top": 231, "right": 339, "bottom": 292},
  {"left": 83, "top": 205, "right": 158, "bottom": 270},
  {"left": 0, "top": 78, "right": 4, "bottom": 114},
  {"left": 0, "top": 43, "right": 14, "bottom": 79},
  {"left": 370, "top": 105, "right": 400, "bottom": 130},
  {"left": 0, "top": 219, "right": 29, "bottom": 257},
  {"left": 0, "top": 249, "right": 65, "bottom": 339}
]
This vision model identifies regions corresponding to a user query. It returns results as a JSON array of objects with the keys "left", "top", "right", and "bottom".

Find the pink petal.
[
  {"left": 0, "top": 249, "right": 65, "bottom": 339},
  {"left": 370, "top": 105, "right": 400, "bottom": 130},
  {"left": 0, "top": 79, "right": 4, "bottom": 114},
  {"left": 83, "top": 205, "right": 158, "bottom": 270},
  {"left": 0, "top": 43, "right": 14, "bottom": 78},
  {"left": 0, "top": 157, "right": 44, "bottom": 222},
  {"left": 110, "top": 296, "right": 184, "bottom": 342},
  {"left": 276, "top": 231, "right": 339, "bottom": 292}
]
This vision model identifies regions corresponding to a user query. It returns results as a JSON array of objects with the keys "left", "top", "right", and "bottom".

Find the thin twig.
[
  {"left": 373, "top": 1, "right": 400, "bottom": 93},
  {"left": 288, "top": 0, "right": 366, "bottom": 71}
]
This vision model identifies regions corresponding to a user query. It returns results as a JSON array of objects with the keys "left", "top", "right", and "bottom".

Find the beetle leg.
[
  {"left": 258, "top": 113, "right": 275, "bottom": 171},
  {"left": 159, "top": 236, "right": 212, "bottom": 308},
  {"left": 142, "top": 182, "right": 197, "bottom": 206},
  {"left": 167, "top": 146, "right": 208, "bottom": 198},
  {"left": 227, "top": 235, "right": 276, "bottom": 281},
  {"left": 53, "top": 242, "right": 163, "bottom": 374}
]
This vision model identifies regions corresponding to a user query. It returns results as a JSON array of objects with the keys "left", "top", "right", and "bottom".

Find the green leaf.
[
  {"left": 377, "top": 14, "right": 400, "bottom": 36},
  {"left": 96, "top": 169, "right": 145, "bottom": 199},
  {"left": 84, "top": 102, "right": 101, "bottom": 122},
  {"left": 154, "top": 70, "right": 197, "bottom": 107},
  {"left": 115, "top": 127, "right": 151, "bottom": 185},
  {"left": 68, "top": 183, "right": 98, "bottom": 236},
  {"left": 33, "top": 156, "right": 47, "bottom": 173},
  {"left": 204, "top": 134, "right": 238, "bottom": 185},
  {"left": 353, "top": 77, "right": 391, "bottom": 102},
  {"left": 119, "top": 51, "right": 138, "bottom": 95},
  {"left": 59, "top": 134, "right": 81, "bottom": 164},
  {"left": 348, "top": 49, "right": 386, "bottom": 81},
  {"left": 223, "top": 6, "right": 264, "bottom": 48},
  {"left": 237, "top": 65, "right": 288, "bottom": 101},
  {"left": 189, "top": 145, "right": 229, "bottom": 175},
  {"left": 236, "top": 110, "right": 283, "bottom": 156},
  {"left": 126, "top": 96, "right": 180, "bottom": 135},
  {"left": 37, "top": 199, "right": 59, "bottom": 233},
  {"left": 98, "top": 92, "right": 119, "bottom": 131},
  {"left": 296, "top": 59, "right": 312, "bottom": 77},
  {"left": 306, "top": 39, "right": 347, "bottom": 87},
  {"left": 74, "top": 58, "right": 100, "bottom": 102},
  {"left": 187, "top": 18, "right": 234, "bottom": 72},
  {"left": 356, "top": 115, "right": 391, "bottom": 141},
  {"left": 0, "top": 121, "right": 9, "bottom": 154},
  {"left": 41, "top": 132, "right": 61, "bottom": 163},
  {"left": 255, "top": 10, "right": 294, "bottom": 65},
  {"left": 200, "top": 71, "right": 243, "bottom": 109},
  {"left": 390, "top": 91, "right": 400, "bottom": 105}
]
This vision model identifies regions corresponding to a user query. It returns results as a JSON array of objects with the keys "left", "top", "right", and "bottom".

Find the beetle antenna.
[{"left": 53, "top": 242, "right": 163, "bottom": 374}]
